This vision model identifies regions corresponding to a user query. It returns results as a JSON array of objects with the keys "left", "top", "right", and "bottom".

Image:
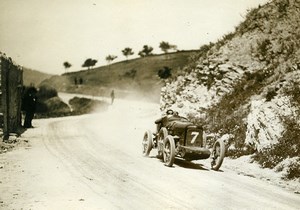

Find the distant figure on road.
[
  {"left": 110, "top": 90, "right": 115, "bottom": 105},
  {"left": 22, "top": 86, "right": 37, "bottom": 128}
]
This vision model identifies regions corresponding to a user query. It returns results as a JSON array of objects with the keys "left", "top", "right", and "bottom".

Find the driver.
[
  {"left": 154, "top": 109, "right": 187, "bottom": 134},
  {"left": 155, "top": 109, "right": 174, "bottom": 134}
]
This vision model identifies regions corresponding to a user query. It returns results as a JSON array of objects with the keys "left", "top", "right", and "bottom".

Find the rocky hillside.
[{"left": 161, "top": 0, "right": 300, "bottom": 179}]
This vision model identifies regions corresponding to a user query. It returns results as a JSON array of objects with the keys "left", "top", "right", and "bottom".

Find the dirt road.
[{"left": 0, "top": 98, "right": 299, "bottom": 210}]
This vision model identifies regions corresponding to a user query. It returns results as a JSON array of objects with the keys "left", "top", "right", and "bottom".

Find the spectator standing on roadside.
[
  {"left": 22, "top": 86, "right": 37, "bottom": 128},
  {"left": 110, "top": 90, "right": 115, "bottom": 105}
]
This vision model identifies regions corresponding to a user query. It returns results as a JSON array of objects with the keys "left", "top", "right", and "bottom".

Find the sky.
[{"left": 0, "top": 0, "right": 269, "bottom": 75}]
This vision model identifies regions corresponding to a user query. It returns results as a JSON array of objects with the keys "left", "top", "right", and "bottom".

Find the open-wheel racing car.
[{"left": 142, "top": 109, "right": 225, "bottom": 171}]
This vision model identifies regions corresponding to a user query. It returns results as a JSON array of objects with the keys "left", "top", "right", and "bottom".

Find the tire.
[
  {"left": 142, "top": 130, "right": 153, "bottom": 156},
  {"left": 157, "top": 127, "right": 168, "bottom": 158},
  {"left": 211, "top": 139, "right": 225, "bottom": 171},
  {"left": 163, "top": 135, "right": 175, "bottom": 167}
]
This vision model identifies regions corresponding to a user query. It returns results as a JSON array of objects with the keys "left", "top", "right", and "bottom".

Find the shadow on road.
[
  {"left": 148, "top": 155, "right": 210, "bottom": 171},
  {"left": 146, "top": 155, "right": 226, "bottom": 172},
  {"left": 174, "top": 159, "right": 209, "bottom": 171}
]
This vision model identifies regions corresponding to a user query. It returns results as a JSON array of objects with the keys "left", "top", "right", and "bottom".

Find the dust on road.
[{"left": 0, "top": 97, "right": 299, "bottom": 210}]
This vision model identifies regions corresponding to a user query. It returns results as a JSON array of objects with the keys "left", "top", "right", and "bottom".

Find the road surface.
[{"left": 0, "top": 97, "right": 299, "bottom": 210}]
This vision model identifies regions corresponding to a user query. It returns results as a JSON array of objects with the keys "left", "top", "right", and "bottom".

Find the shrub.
[
  {"left": 284, "top": 159, "right": 300, "bottom": 180},
  {"left": 36, "top": 97, "right": 71, "bottom": 118},
  {"left": 44, "top": 97, "right": 70, "bottom": 114},
  {"left": 206, "top": 74, "right": 215, "bottom": 90},
  {"left": 199, "top": 43, "right": 212, "bottom": 54},
  {"left": 245, "top": 68, "right": 273, "bottom": 83},
  {"left": 257, "top": 39, "right": 271, "bottom": 58},
  {"left": 37, "top": 85, "right": 58, "bottom": 101},
  {"left": 252, "top": 147, "right": 285, "bottom": 168},
  {"left": 35, "top": 101, "right": 49, "bottom": 113},
  {"left": 265, "top": 89, "right": 277, "bottom": 101},
  {"left": 236, "top": 7, "right": 261, "bottom": 35},
  {"left": 283, "top": 80, "right": 300, "bottom": 107},
  {"left": 34, "top": 85, "right": 59, "bottom": 116},
  {"left": 252, "top": 118, "right": 300, "bottom": 179},
  {"left": 277, "top": 0, "right": 289, "bottom": 15},
  {"left": 222, "top": 32, "right": 235, "bottom": 42},
  {"left": 69, "top": 97, "right": 108, "bottom": 114},
  {"left": 124, "top": 69, "right": 137, "bottom": 79},
  {"left": 158, "top": 66, "right": 172, "bottom": 79}
]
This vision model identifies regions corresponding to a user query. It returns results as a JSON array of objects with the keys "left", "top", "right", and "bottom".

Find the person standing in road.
[{"left": 110, "top": 89, "right": 115, "bottom": 105}]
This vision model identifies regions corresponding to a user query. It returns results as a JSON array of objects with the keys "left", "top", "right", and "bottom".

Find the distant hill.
[
  {"left": 23, "top": 68, "right": 53, "bottom": 87},
  {"left": 40, "top": 50, "right": 200, "bottom": 102}
]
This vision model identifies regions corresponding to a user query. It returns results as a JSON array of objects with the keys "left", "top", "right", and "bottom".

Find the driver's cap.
[{"left": 166, "top": 109, "right": 173, "bottom": 115}]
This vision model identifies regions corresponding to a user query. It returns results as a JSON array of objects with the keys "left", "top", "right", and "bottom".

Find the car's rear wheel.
[
  {"left": 163, "top": 135, "right": 175, "bottom": 167},
  {"left": 211, "top": 139, "right": 225, "bottom": 171},
  {"left": 142, "top": 130, "right": 153, "bottom": 156},
  {"left": 157, "top": 127, "right": 168, "bottom": 159}
]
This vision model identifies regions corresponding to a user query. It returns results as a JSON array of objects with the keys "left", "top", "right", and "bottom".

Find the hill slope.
[
  {"left": 161, "top": 0, "right": 300, "bottom": 180},
  {"left": 23, "top": 68, "right": 53, "bottom": 87},
  {"left": 40, "top": 50, "right": 199, "bottom": 102}
]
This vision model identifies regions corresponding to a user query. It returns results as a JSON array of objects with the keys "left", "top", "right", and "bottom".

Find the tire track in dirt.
[{"left": 42, "top": 116, "right": 194, "bottom": 210}]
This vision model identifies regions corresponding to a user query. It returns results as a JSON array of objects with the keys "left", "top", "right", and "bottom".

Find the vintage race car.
[{"left": 142, "top": 110, "right": 225, "bottom": 170}]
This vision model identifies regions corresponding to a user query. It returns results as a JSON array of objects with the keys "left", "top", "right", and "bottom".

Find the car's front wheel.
[
  {"left": 211, "top": 139, "right": 225, "bottom": 171},
  {"left": 157, "top": 127, "right": 168, "bottom": 159},
  {"left": 142, "top": 130, "right": 153, "bottom": 156},
  {"left": 163, "top": 135, "right": 175, "bottom": 167}
]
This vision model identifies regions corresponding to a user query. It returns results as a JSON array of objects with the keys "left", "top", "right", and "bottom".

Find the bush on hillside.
[
  {"left": 158, "top": 66, "right": 172, "bottom": 79},
  {"left": 202, "top": 72, "right": 268, "bottom": 157},
  {"left": 235, "top": 6, "right": 262, "bottom": 35},
  {"left": 124, "top": 69, "right": 137, "bottom": 79},
  {"left": 215, "top": 31, "right": 235, "bottom": 50},
  {"left": 283, "top": 80, "right": 300, "bottom": 107},
  {"left": 284, "top": 160, "right": 300, "bottom": 180},
  {"left": 35, "top": 101, "right": 48, "bottom": 113},
  {"left": 252, "top": 118, "right": 300, "bottom": 179},
  {"left": 257, "top": 39, "right": 271, "bottom": 55},
  {"left": 36, "top": 96, "right": 71, "bottom": 118},
  {"left": 265, "top": 89, "right": 277, "bottom": 101},
  {"left": 37, "top": 85, "right": 58, "bottom": 101},
  {"left": 245, "top": 68, "right": 273, "bottom": 83},
  {"left": 277, "top": 0, "right": 289, "bottom": 17},
  {"left": 34, "top": 85, "right": 63, "bottom": 117},
  {"left": 33, "top": 85, "right": 80, "bottom": 118},
  {"left": 198, "top": 42, "right": 214, "bottom": 59},
  {"left": 69, "top": 97, "right": 109, "bottom": 114}
]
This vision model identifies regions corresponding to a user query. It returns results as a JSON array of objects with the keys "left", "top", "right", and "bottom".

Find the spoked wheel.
[
  {"left": 163, "top": 135, "right": 175, "bottom": 167},
  {"left": 157, "top": 127, "right": 168, "bottom": 159},
  {"left": 142, "top": 130, "right": 153, "bottom": 156},
  {"left": 211, "top": 139, "right": 225, "bottom": 171}
]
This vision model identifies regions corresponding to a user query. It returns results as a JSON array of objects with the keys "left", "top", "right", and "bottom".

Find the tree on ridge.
[
  {"left": 82, "top": 58, "right": 97, "bottom": 70},
  {"left": 122, "top": 47, "right": 134, "bottom": 60},
  {"left": 138, "top": 45, "right": 154, "bottom": 57},
  {"left": 63, "top": 61, "right": 72, "bottom": 73}
]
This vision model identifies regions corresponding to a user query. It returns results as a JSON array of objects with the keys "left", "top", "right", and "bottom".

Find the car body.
[{"left": 142, "top": 113, "right": 225, "bottom": 170}]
